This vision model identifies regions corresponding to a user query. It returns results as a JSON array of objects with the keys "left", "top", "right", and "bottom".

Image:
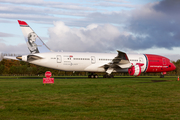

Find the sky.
[{"left": 0, "top": 0, "right": 180, "bottom": 61}]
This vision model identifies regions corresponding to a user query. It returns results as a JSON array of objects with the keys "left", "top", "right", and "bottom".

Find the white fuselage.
[{"left": 29, "top": 52, "right": 147, "bottom": 73}]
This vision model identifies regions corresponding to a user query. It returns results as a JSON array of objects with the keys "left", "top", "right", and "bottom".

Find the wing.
[{"left": 104, "top": 50, "right": 131, "bottom": 74}]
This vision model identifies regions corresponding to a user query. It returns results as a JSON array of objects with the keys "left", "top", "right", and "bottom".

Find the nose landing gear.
[{"left": 160, "top": 72, "right": 166, "bottom": 78}]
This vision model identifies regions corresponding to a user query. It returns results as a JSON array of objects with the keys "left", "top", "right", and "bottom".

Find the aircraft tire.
[
  {"left": 110, "top": 74, "right": 114, "bottom": 78},
  {"left": 94, "top": 74, "right": 98, "bottom": 78},
  {"left": 91, "top": 75, "right": 94, "bottom": 78},
  {"left": 103, "top": 74, "right": 114, "bottom": 78}
]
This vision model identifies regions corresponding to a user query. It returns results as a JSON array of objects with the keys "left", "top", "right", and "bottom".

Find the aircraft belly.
[
  {"left": 30, "top": 59, "right": 59, "bottom": 70},
  {"left": 84, "top": 64, "right": 105, "bottom": 72}
]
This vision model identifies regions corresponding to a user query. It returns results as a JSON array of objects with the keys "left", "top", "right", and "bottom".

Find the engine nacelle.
[{"left": 128, "top": 63, "right": 144, "bottom": 76}]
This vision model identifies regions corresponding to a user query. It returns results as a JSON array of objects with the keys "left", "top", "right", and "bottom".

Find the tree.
[
  {"left": 9, "top": 66, "right": 17, "bottom": 75},
  {"left": 0, "top": 65, "right": 5, "bottom": 75}
]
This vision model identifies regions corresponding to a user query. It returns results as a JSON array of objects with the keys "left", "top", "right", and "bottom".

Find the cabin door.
[
  {"left": 91, "top": 56, "right": 96, "bottom": 64},
  {"left": 139, "top": 57, "right": 143, "bottom": 63},
  {"left": 57, "top": 55, "right": 62, "bottom": 63},
  {"left": 162, "top": 58, "right": 166, "bottom": 65}
]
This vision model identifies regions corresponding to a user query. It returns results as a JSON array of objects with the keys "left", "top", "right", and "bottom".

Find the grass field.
[{"left": 0, "top": 76, "right": 180, "bottom": 120}]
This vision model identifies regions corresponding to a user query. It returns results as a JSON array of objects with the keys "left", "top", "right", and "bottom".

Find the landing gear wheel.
[
  {"left": 160, "top": 74, "right": 164, "bottom": 78},
  {"left": 94, "top": 74, "right": 98, "bottom": 78},
  {"left": 103, "top": 74, "right": 108, "bottom": 78},
  {"left": 91, "top": 75, "right": 94, "bottom": 78},
  {"left": 110, "top": 74, "right": 114, "bottom": 78},
  {"left": 88, "top": 75, "right": 91, "bottom": 78},
  {"left": 88, "top": 73, "right": 98, "bottom": 78}
]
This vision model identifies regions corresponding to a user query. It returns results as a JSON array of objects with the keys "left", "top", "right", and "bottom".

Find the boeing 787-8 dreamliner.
[{"left": 0, "top": 20, "right": 176, "bottom": 78}]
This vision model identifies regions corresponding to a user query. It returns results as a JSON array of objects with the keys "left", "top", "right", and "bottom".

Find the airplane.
[{"left": 0, "top": 20, "right": 176, "bottom": 78}]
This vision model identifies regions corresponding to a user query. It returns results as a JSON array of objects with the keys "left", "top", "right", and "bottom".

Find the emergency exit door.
[
  {"left": 91, "top": 56, "right": 96, "bottom": 64},
  {"left": 139, "top": 57, "right": 143, "bottom": 63},
  {"left": 57, "top": 55, "right": 61, "bottom": 63}
]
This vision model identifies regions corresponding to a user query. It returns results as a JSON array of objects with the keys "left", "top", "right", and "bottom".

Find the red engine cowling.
[{"left": 128, "top": 63, "right": 144, "bottom": 76}]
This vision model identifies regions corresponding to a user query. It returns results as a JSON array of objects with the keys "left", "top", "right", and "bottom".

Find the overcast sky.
[{"left": 0, "top": 0, "right": 180, "bottom": 61}]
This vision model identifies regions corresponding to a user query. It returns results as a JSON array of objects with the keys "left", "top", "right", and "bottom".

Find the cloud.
[
  {"left": 0, "top": 1, "right": 94, "bottom": 25},
  {"left": 153, "top": 0, "right": 180, "bottom": 16},
  {"left": 46, "top": 0, "right": 180, "bottom": 53},
  {"left": 124, "top": 0, "right": 180, "bottom": 50},
  {"left": 162, "top": 54, "right": 180, "bottom": 61},
  {"left": 47, "top": 21, "right": 121, "bottom": 52},
  {"left": 0, "top": 13, "right": 58, "bottom": 22},
  {"left": 0, "top": 0, "right": 134, "bottom": 26},
  {"left": 90, "top": 0, "right": 129, "bottom": 3},
  {"left": 0, "top": 32, "right": 14, "bottom": 37},
  {"left": 95, "top": 2, "right": 135, "bottom": 8},
  {"left": 0, "top": 0, "right": 95, "bottom": 11},
  {"left": 0, "top": 42, "right": 29, "bottom": 54},
  {"left": 0, "top": 0, "right": 44, "bottom": 5}
]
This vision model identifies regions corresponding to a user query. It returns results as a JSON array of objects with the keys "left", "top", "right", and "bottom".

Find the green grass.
[{"left": 0, "top": 76, "right": 180, "bottom": 120}]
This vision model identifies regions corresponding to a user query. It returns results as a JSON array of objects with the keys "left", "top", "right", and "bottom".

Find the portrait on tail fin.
[{"left": 27, "top": 32, "right": 39, "bottom": 54}]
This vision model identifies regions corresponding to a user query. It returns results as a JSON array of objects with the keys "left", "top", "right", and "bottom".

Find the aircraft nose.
[{"left": 171, "top": 63, "right": 176, "bottom": 71}]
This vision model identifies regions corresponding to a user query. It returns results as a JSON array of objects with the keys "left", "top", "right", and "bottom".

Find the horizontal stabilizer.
[{"left": 4, "top": 56, "right": 20, "bottom": 61}]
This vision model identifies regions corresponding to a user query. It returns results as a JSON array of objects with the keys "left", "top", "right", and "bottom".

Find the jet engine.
[{"left": 128, "top": 63, "right": 144, "bottom": 76}]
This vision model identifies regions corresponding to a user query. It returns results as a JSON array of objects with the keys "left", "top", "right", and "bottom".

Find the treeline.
[{"left": 0, "top": 59, "right": 179, "bottom": 76}]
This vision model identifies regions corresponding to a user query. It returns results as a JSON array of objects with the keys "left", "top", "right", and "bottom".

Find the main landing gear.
[
  {"left": 87, "top": 73, "right": 114, "bottom": 78},
  {"left": 88, "top": 73, "right": 98, "bottom": 78},
  {"left": 103, "top": 73, "right": 114, "bottom": 78}
]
